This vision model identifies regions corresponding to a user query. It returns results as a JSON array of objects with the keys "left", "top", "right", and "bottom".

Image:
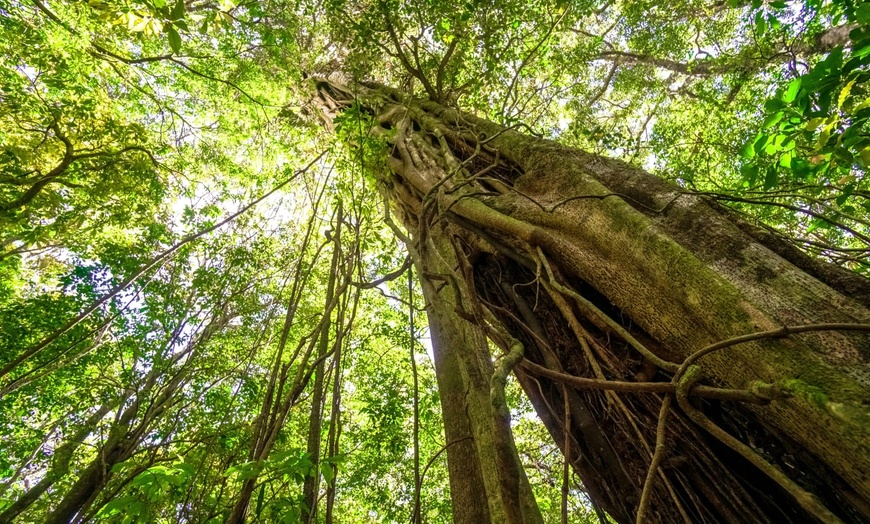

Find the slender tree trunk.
[
  {"left": 416, "top": 231, "right": 543, "bottom": 524},
  {"left": 323, "top": 307, "right": 345, "bottom": 524},
  {"left": 409, "top": 266, "right": 422, "bottom": 524},
  {"left": 311, "top": 79, "right": 870, "bottom": 523},
  {"left": 228, "top": 223, "right": 348, "bottom": 524},
  {"left": 323, "top": 240, "right": 360, "bottom": 524},
  {"left": 303, "top": 203, "right": 342, "bottom": 523},
  {"left": 42, "top": 460, "right": 107, "bottom": 524}
]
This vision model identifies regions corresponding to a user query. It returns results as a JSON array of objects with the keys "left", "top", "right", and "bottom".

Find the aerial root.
[{"left": 526, "top": 247, "right": 869, "bottom": 523}]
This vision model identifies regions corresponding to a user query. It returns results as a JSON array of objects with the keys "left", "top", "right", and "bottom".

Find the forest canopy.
[{"left": 1, "top": 0, "right": 869, "bottom": 522}]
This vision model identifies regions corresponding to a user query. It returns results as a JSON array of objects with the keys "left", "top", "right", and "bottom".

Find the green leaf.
[
  {"left": 171, "top": 0, "right": 185, "bottom": 20},
  {"left": 97, "top": 496, "right": 139, "bottom": 517},
  {"left": 739, "top": 140, "right": 756, "bottom": 159},
  {"left": 753, "top": 134, "right": 769, "bottom": 154},
  {"left": 836, "top": 184, "right": 854, "bottom": 206},
  {"left": 806, "top": 217, "right": 826, "bottom": 234},
  {"left": 764, "top": 134, "right": 786, "bottom": 155},
  {"left": 226, "top": 461, "right": 260, "bottom": 479},
  {"left": 321, "top": 463, "right": 334, "bottom": 483},
  {"left": 754, "top": 11, "right": 766, "bottom": 34},
  {"left": 838, "top": 78, "right": 856, "bottom": 109},
  {"left": 168, "top": 26, "right": 182, "bottom": 53},
  {"left": 783, "top": 78, "right": 802, "bottom": 103},
  {"left": 764, "top": 99, "right": 785, "bottom": 112},
  {"left": 815, "top": 128, "right": 832, "bottom": 151},
  {"left": 790, "top": 157, "right": 810, "bottom": 178},
  {"left": 740, "top": 164, "right": 759, "bottom": 184},
  {"left": 763, "top": 167, "right": 778, "bottom": 190},
  {"left": 822, "top": 47, "right": 844, "bottom": 72},
  {"left": 255, "top": 484, "right": 265, "bottom": 518},
  {"left": 129, "top": 500, "right": 145, "bottom": 516},
  {"left": 762, "top": 111, "right": 784, "bottom": 129},
  {"left": 805, "top": 117, "right": 826, "bottom": 131},
  {"left": 767, "top": 13, "right": 781, "bottom": 31}
]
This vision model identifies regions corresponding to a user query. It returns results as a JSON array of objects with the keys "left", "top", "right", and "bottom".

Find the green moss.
[{"left": 781, "top": 378, "right": 829, "bottom": 406}]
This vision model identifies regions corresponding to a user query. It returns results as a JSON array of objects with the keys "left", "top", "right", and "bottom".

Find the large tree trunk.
[{"left": 310, "top": 79, "right": 870, "bottom": 523}]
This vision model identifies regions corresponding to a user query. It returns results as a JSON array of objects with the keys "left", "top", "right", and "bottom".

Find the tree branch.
[{"left": 381, "top": 8, "right": 438, "bottom": 100}]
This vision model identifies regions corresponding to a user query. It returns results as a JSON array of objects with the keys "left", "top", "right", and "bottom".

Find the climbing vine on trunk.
[{"left": 311, "top": 77, "right": 870, "bottom": 523}]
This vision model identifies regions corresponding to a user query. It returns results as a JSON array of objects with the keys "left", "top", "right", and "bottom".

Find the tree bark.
[
  {"left": 415, "top": 221, "right": 544, "bottom": 524},
  {"left": 310, "top": 79, "right": 870, "bottom": 523}
]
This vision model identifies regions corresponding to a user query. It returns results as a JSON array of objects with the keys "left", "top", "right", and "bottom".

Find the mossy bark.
[
  {"left": 311, "top": 79, "right": 870, "bottom": 523},
  {"left": 417, "top": 219, "right": 544, "bottom": 524}
]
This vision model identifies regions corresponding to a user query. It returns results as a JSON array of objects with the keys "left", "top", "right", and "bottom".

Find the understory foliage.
[{"left": 0, "top": 0, "right": 868, "bottom": 522}]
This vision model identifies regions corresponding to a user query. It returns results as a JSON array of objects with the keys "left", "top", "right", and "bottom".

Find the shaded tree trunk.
[
  {"left": 416, "top": 224, "right": 544, "bottom": 524},
  {"left": 311, "top": 79, "right": 870, "bottom": 523}
]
